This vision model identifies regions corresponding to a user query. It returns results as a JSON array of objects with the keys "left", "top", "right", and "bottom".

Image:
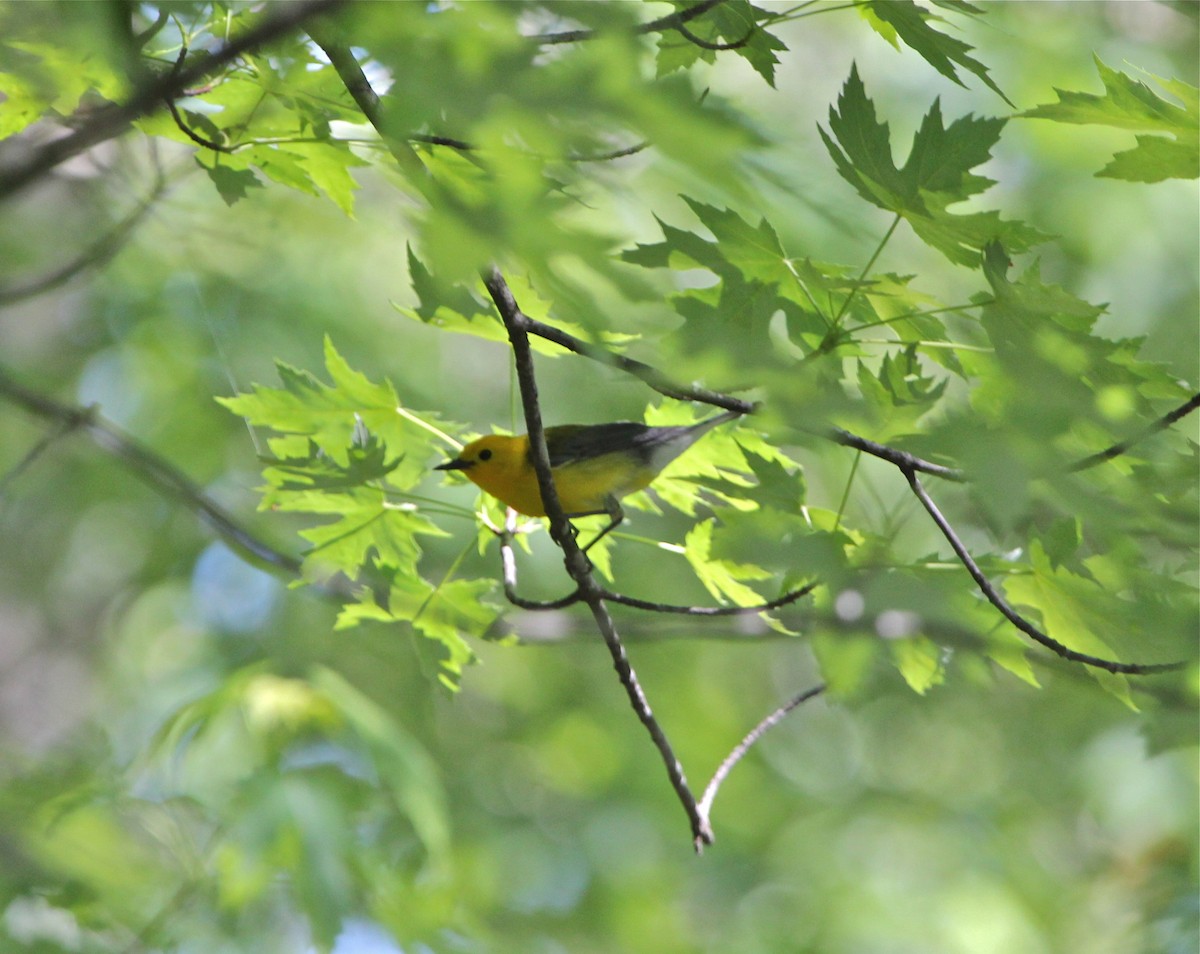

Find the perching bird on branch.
[{"left": 435, "top": 409, "right": 742, "bottom": 549}]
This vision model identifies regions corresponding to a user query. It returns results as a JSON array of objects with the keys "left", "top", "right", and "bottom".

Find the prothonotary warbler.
[{"left": 435, "top": 409, "right": 742, "bottom": 548}]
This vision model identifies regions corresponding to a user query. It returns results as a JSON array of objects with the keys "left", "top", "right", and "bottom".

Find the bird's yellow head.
[{"left": 435, "top": 434, "right": 544, "bottom": 515}]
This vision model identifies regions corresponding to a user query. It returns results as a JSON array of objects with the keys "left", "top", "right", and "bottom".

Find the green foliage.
[
  {"left": 860, "top": 0, "right": 1009, "bottom": 105},
  {"left": 820, "top": 65, "right": 1048, "bottom": 265},
  {"left": 0, "top": 2, "right": 1196, "bottom": 953},
  {"left": 1021, "top": 55, "right": 1200, "bottom": 182},
  {"left": 218, "top": 338, "right": 496, "bottom": 688}
]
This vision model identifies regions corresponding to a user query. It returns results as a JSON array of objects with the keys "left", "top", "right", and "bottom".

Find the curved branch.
[
  {"left": 536, "top": 0, "right": 729, "bottom": 45},
  {"left": 826, "top": 427, "right": 965, "bottom": 481},
  {"left": 600, "top": 581, "right": 817, "bottom": 616},
  {"left": 496, "top": 523, "right": 816, "bottom": 616},
  {"left": 498, "top": 527, "right": 582, "bottom": 611},
  {"left": 410, "top": 133, "right": 474, "bottom": 151},
  {"left": 519, "top": 312, "right": 756, "bottom": 413},
  {"left": 903, "top": 467, "right": 1184, "bottom": 675},
  {"left": 695, "top": 683, "right": 826, "bottom": 851},
  {"left": 164, "top": 97, "right": 236, "bottom": 153},
  {"left": 674, "top": 20, "right": 754, "bottom": 51},
  {"left": 565, "top": 141, "right": 649, "bottom": 162},
  {"left": 511, "top": 309, "right": 965, "bottom": 480}
]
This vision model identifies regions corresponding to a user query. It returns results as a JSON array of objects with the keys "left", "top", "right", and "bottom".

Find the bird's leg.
[{"left": 580, "top": 497, "right": 624, "bottom": 554}]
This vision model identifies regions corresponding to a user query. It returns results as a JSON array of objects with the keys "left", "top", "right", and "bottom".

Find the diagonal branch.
[
  {"left": 515, "top": 310, "right": 963, "bottom": 478},
  {"left": 306, "top": 23, "right": 429, "bottom": 181},
  {"left": 1067, "top": 391, "right": 1200, "bottom": 472},
  {"left": 0, "top": 365, "right": 332, "bottom": 590},
  {"left": 483, "top": 266, "right": 714, "bottom": 848},
  {"left": 518, "top": 313, "right": 756, "bottom": 413},
  {"left": 674, "top": 20, "right": 755, "bottom": 52},
  {"left": 826, "top": 426, "right": 964, "bottom": 481},
  {"left": 903, "top": 466, "right": 1183, "bottom": 675}
]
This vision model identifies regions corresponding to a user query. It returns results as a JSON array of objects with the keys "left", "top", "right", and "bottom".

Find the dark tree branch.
[
  {"left": 0, "top": 418, "right": 80, "bottom": 498},
  {"left": 512, "top": 309, "right": 966, "bottom": 480},
  {"left": 826, "top": 426, "right": 965, "bottom": 481},
  {"left": 496, "top": 517, "right": 817, "bottom": 616},
  {"left": 695, "top": 683, "right": 825, "bottom": 850},
  {"left": 518, "top": 312, "right": 756, "bottom": 413},
  {"left": 0, "top": 365, "right": 321, "bottom": 586},
  {"left": 565, "top": 141, "right": 650, "bottom": 162},
  {"left": 486, "top": 289, "right": 1189, "bottom": 676},
  {"left": 1067, "top": 391, "right": 1200, "bottom": 472},
  {"left": 903, "top": 467, "right": 1184, "bottom": 675},
  {"left": 0, "top": 0, "right": 345, "bottom": 202},
  {"left": 410, "top": 133, "right": 474, "bottom": 151},
  {"left": 674, "top": 20, "right": 755, "bottom": 51},
  {"left": 497, "top": 523, "right": 582, "bottom": 611},
  {"left": 164, "top": 97, "right": 236, "bottom": 153},
  {"left": 0, "top": 160, "right": 167, "bottom": 306},
  {"left": 536, "top": 0, "right": 729, "bottom": 45},
  {"left": 306, "top": 23, "right": 430, "bottom": 181},
  {"left": 600, "top": 581, "right": 818, "bottom": 616},
  {"left": 483, "top": 266, "right": 714, "bottom": 848}
]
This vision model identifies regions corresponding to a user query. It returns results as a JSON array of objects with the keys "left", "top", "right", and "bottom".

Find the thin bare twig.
[
  {"left": 1067, "top": 392, "right": 1200, "bottom": 472},
  {"left": 513, "top": 309, "right": 967, "bottom": 481},
  {"left": 827, "top": 427, "right": 964, "bottom": 481},
  {"left": 600, "top": 581, "right": 818, "bottom": 616},
  {"left": 565, "top": 141, "right": 649, "bottom": 162},
  {"left": 903, "top": 467, "right": 1183, "bottom": 675},
  {"left": 519, "top": 312, "right": 756, "bottom": 412},
  {"left": 496, "top": 524, "right": 817, "bottom": 616},
  {"left": 695, "top": 683, "right": 825, "bottom": 850},
  {"left": 164, "top": 97, "right": 236, "bottom": 153},
  {"left": 498, "top": 526, "right": 582, "bottom": 611},
  {"left": 0, "top": 418, "right": 80, "bottom": 498},
  {"left": 674, "top": 20, "right": 754, "bottom": 51},
  {"left": 483, "top": 266, "right": 714, "bottom": 848}
]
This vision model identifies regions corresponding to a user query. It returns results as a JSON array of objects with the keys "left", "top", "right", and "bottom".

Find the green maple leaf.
[
  {"left": 1021, "top": 56, "right": 1199, "bottom": 182},
  {"left": 861, "top": 0, "right": 1010, "bottom": 105},
  {"left": 820, "top": 66, "right": 1049, "bottom": 265}
]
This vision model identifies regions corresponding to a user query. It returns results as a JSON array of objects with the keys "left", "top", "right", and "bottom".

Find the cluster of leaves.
[{"left": 217, "top": 339, "right": 495, "bottom": 690}]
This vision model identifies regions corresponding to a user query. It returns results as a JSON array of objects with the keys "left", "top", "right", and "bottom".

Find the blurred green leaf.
[
  {"left": 1021, "top": 56, "right": 1199, "bottom": 182},
  {"left": 861, "top": 0, "right": 1010, "bottom": 104}
]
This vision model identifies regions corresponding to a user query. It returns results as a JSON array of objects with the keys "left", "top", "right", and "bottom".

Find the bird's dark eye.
[{"left": 478, "top": 448, "right": 493, "bottom": 461}]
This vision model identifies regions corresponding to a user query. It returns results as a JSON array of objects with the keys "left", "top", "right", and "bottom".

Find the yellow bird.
[{"left": 435, "top": 409, "right": 741, "bottom": 548}]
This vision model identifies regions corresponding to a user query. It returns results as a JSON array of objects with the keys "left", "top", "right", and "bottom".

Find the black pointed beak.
[{"left": 435, "top": 457, "right": 472, "bottom": 472}]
